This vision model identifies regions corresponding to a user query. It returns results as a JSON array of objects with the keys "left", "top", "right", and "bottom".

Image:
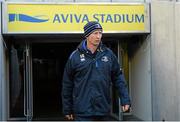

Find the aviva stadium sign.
[{"left": 3, "top": 3, "right": 150, "bottom": 34}]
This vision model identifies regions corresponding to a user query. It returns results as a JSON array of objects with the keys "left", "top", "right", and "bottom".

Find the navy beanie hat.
[{"left": 83, "top": 21, "right": 102, "bottom": 37}]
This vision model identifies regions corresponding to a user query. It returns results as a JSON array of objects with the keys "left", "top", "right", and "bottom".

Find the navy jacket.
[{"left": 62, "top": 40, "right": 130, "bottom": 116}]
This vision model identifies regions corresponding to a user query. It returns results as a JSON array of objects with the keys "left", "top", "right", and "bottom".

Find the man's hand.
[
  {"left": 65, "top": 114, "right": 74, "bottom": 120},
  {"left": 122, "top": 104, "right": 130, "bottom": 112}
]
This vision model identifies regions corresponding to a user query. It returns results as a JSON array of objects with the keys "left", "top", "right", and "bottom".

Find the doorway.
[
  {"left": 32, "top": 42, "right": 78, "bottom": 120},
  {"left": 9, "top": 40, "right": 123, "bottom": 121},
  {"left": 31, "top": 41, "right": 120, "bottom": 120}
]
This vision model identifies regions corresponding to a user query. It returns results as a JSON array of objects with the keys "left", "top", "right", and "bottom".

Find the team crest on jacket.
[
  {"left": 80, "top": 54, "right": 85, "bottom": 62},
  {"left": 101, "top": 56, "right": 109, "bottom": 62}
]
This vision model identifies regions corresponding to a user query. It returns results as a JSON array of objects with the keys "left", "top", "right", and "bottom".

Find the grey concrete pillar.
[
  {"left": 0, "top": 2, "right": 7, "bottom": 121},
  {"left": 0, "top": 2, "right": 3, "bottom": 120},
  {"left": 130, "top": 36, "right": 152, "bottom": 120},
  {"left": 175, "top": 3, "right": 180, "bottom": 121},
  {"left": 151, "top": 1, "right": 179, "bottom": 120}
]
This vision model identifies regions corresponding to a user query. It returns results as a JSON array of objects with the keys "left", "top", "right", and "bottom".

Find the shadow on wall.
[{"left": 127, "top": 35, "right": 148, "bottom": 59}]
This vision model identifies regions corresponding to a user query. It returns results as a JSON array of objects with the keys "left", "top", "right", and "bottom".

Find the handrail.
[
  {"left": 23, "top": 50, "right": 27, "bottom": 117},
  {"left": 23, "top": 43, "right": 33, "bottom": 121}
]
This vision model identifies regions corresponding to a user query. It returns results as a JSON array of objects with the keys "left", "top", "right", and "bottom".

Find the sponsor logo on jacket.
[
  {"left": 101, "top": 56, "right": 108, "bottom": 62},
  {"left": 80, "top": 54, "right": 85, "bottom": 62}
]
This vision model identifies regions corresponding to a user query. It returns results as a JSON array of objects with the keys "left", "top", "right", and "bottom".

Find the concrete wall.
[
  {"left": 0, "top": 2, "right": 2, "bottom": 120},
  {"left": 151, "top": 1, "right": 179, "bottom": 120},
  {"left": 175, "top": 3, "right": 180, "bottom": 120},
  {"left": 0, "top": 34, "right": 6, "bottom": 121},
  {"left": 0, "top": 2, "right": 6, "bottom": 120},
  {"left": 130, "top": 36, "right": 152, "bottom": 120},
  {"left": 0, "top": 2, "right": 7, "bottom": 120}
]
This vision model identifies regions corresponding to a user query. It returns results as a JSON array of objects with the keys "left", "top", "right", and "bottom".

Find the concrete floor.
[
  {"left": 123, "top": 114, "right": 142, "bottom": 121},
  {"left": 32, "top": 114, "right": 142, "bottom": 121}
]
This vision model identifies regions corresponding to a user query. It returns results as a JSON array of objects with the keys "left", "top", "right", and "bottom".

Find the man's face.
[{"left": 87, "top": 29, "right": 102, "bottom": 46}]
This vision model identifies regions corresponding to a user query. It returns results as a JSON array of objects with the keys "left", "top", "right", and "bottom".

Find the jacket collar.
[{"left": 78, "top": 39, "right": 105, "bottom": 54}]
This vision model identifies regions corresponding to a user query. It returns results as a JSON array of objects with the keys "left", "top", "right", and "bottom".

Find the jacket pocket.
[{"left": 91, "top": 95, "right": 109, "bottom": 113}]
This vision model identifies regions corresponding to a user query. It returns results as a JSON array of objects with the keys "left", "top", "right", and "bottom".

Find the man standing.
[{"left": 62, "top": 21, "right": 130, "bottom": 121}]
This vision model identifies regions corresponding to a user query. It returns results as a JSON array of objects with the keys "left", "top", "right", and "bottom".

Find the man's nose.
[{"left": 97, "top": 33, "right": 101, "bottom": 38}]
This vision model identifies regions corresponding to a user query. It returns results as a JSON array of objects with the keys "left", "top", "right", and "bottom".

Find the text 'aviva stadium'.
[{"left": 53, "top": 14, "right": 144, "bottom": 23}]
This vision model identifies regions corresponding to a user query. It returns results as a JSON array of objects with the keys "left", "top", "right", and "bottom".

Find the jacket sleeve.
[
  {"left": 111, "top": 53, "right": 131, "bottom": 106},
  {"left": 62, "top": 56, "right": 75, "bottom": 115}
]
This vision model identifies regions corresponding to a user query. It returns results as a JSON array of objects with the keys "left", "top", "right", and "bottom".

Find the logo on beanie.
[{"left": 95, "top": 24, "right": 101, "bottom": 28}]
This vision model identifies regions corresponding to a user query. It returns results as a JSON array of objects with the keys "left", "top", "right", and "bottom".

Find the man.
[{"left": 62, "top": 21, "right": 130, "bottom": 121}]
